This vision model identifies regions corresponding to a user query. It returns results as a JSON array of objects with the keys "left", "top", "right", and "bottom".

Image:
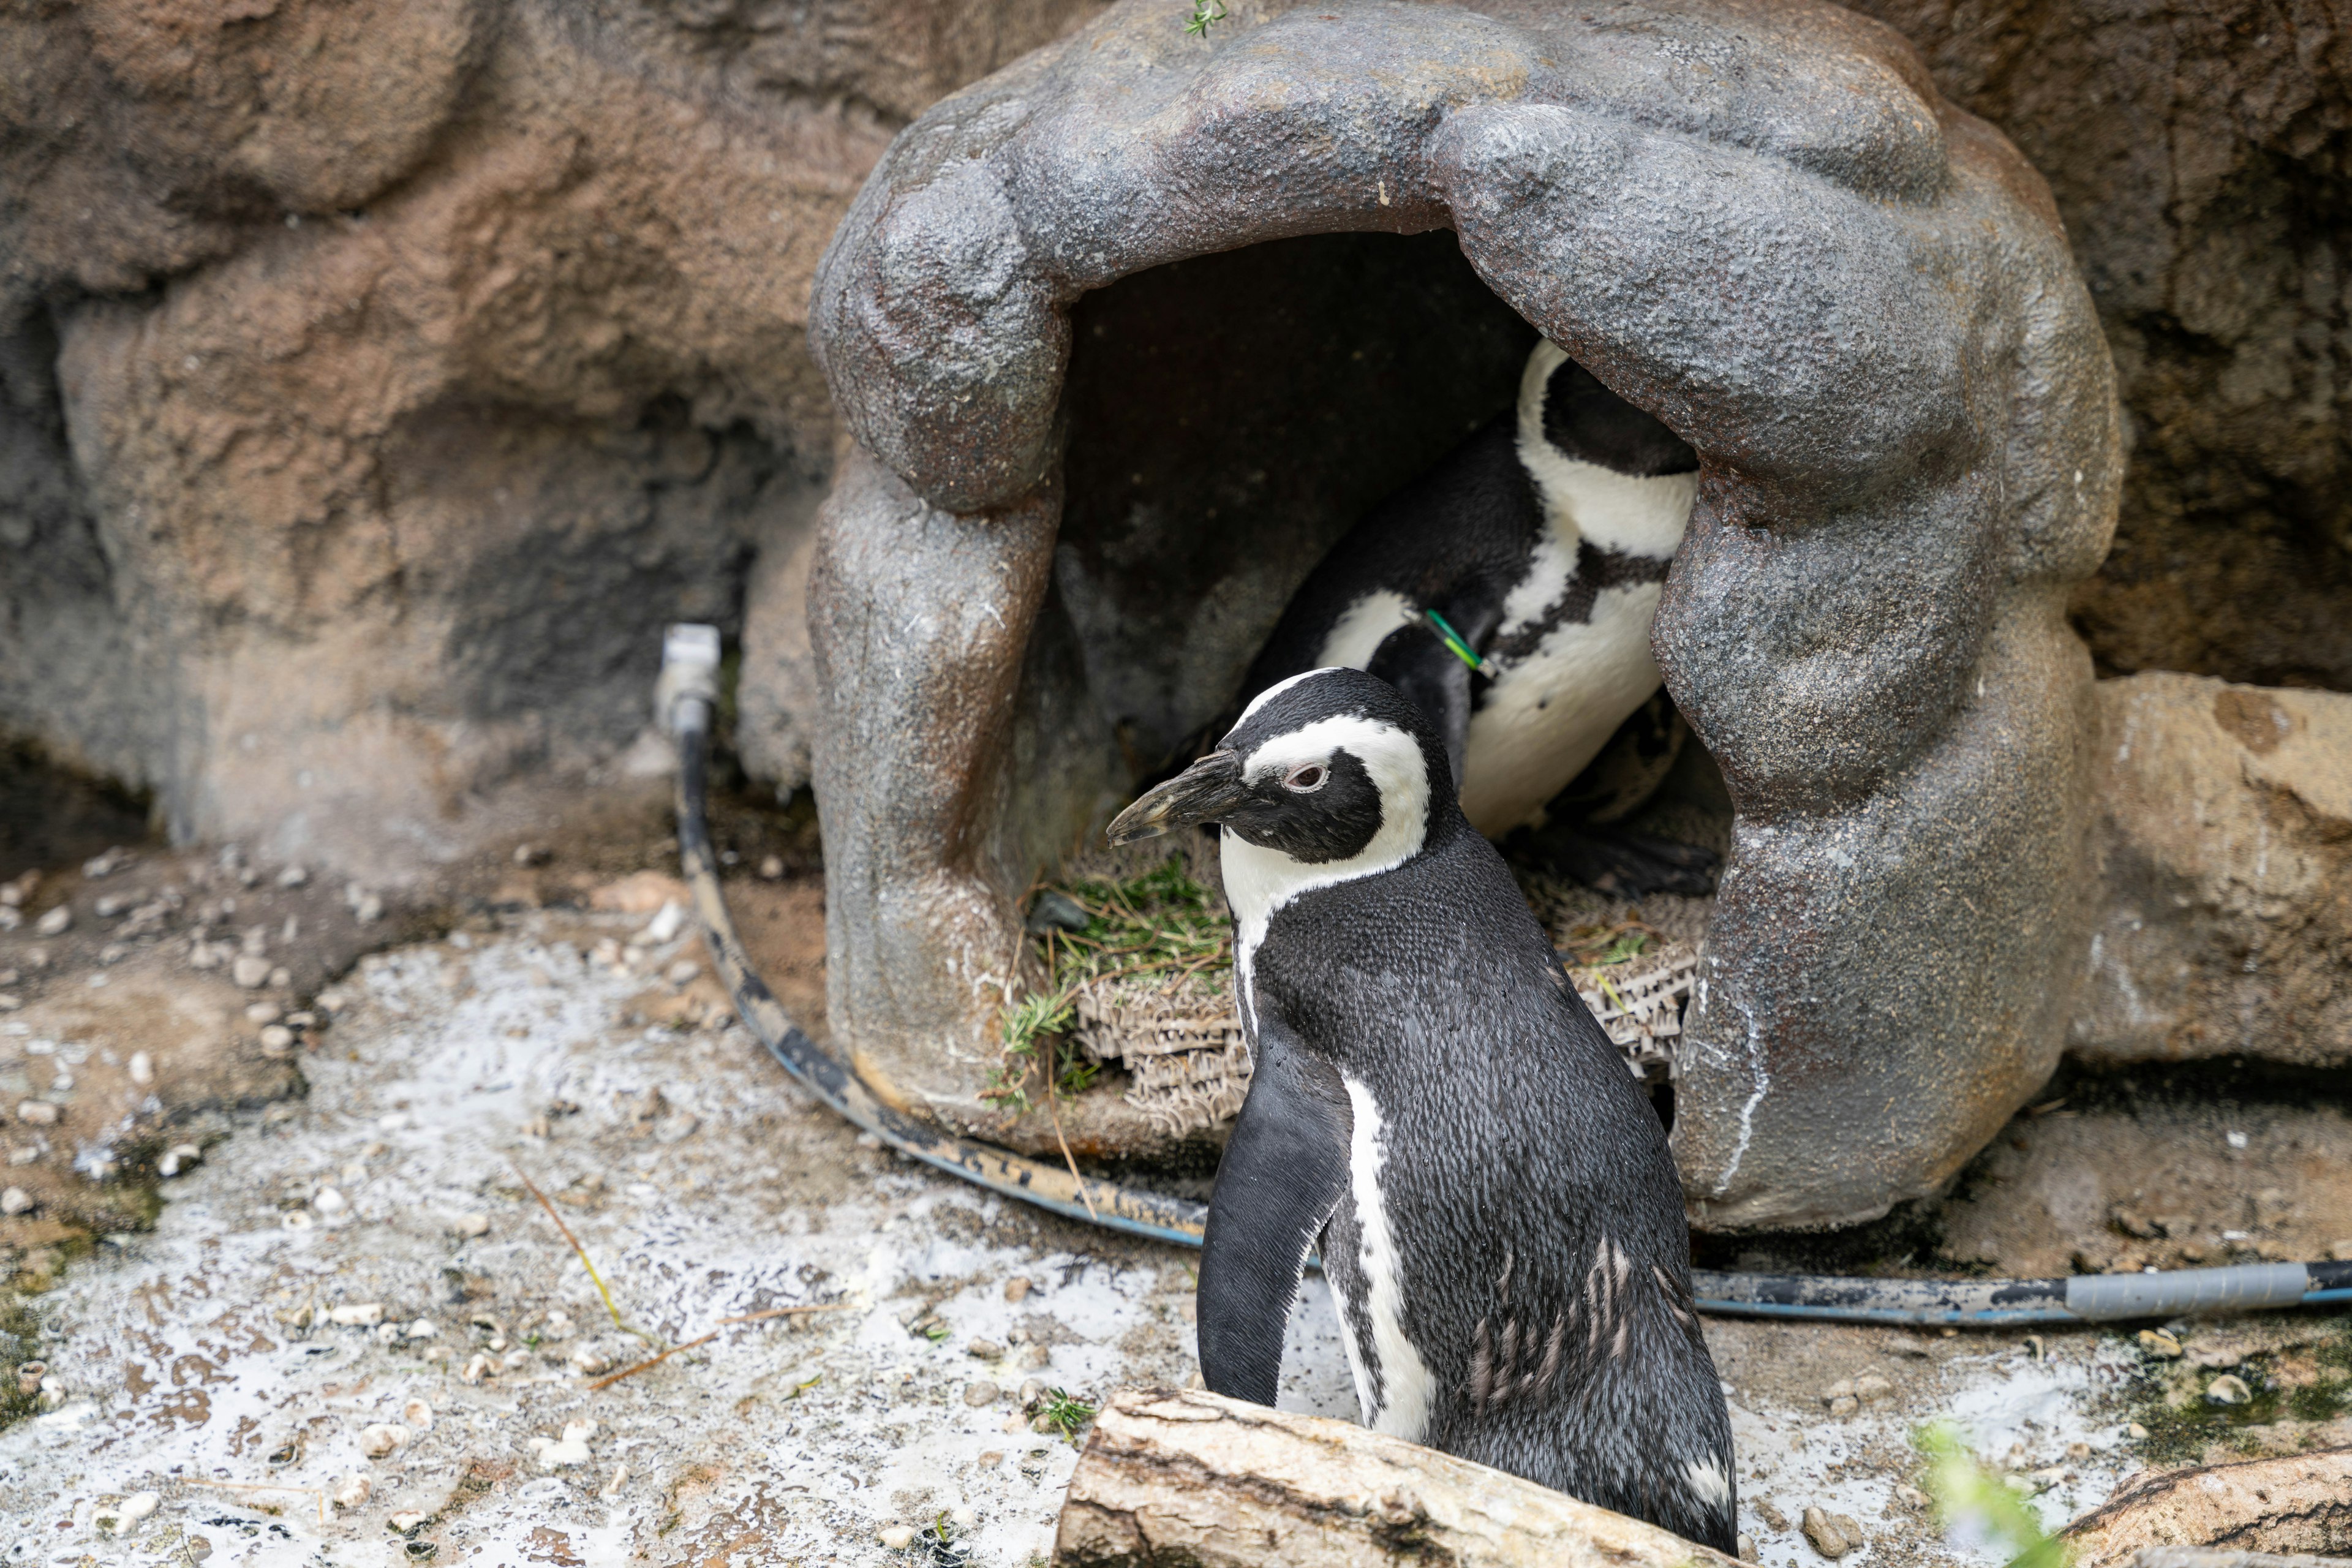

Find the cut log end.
[{"left": 1054, "top": 1385, "right": 1741, "bottom": 1568}]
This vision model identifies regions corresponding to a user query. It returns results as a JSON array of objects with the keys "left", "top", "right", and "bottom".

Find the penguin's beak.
[{"left": 1106, "top": 750, "right": 1248, "bottom": 845}]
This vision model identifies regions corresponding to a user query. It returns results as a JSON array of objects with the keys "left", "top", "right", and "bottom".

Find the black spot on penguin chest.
[{"left": 1482, "top": 540, "right": 1674, "bottom": 667}]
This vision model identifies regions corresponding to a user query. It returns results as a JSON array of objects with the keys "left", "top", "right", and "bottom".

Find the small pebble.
[
  {"left": 94, "top": 893, "right": 132, "bottom": 918},
  {"left": 128, "top": 1052, "right": 153, "bottom": 1086},
  {"left": 1893, "top": 1483, "right": 1929, "bottom": 1508},
  {"left": 569, "top": 1346, "right": 613, "bottom": 1376},
  {"left": 15, "top": 1101, "right": 58, "bottom": 1126},
  {"left": 2137, "top": 1329, "right": 2183, "bottom": 1359},
  {"left": 360, "top": 1423, "right": 410, "bottom": 1459},
  {"left": 877, "top": 1525, "right": 916, "bottom": 1550},
  {"left": 281, "top": 1210, "right": 314, "bottom": 1231},
  {"left": 245, "top": 1001, "right": 283, "bottom": 1025},
  {"left": 277, "top": 864, "right": 309, "bottom": 888},
  {"left": 2127, "top": 1421, "right": 2149, "bottom": 1439},
  {"left": 1851, "top": 1372, "right": 1893, "bottom": 1404},
  {"left": 1018, "top": 1378, "right": 1047, "bottom": 1406},
  {"left": 402, "top": 1397, "right": 434, "bottom": 1430},
  {"left": 0, "top": 1187, "right": 31, "bottom": 1216},
  {"left": 963, "top": 1381, "right": 1000, "bottom": 1408},
  {"left": 449, "top": 1212, "right": 491, "bottom": 1238},
  {"left": 1021, "top": 1344, "right": 1051, "bottom": 1370},
  {"left": 332, "top": 1475, "right": 372, "bottom": 1509},
  {"left": 1739, "top": 1535, "right": 1758, "bottom": 1562},
  {"left": 665, "top": 959, "right": 701, "bottom": 986},
  {"left": 1801, "top": 1506, "right": 1864, "bottom": 1559},
  {"left": 34, "top": 906, "right": 71, "bottom": 937},
  {"left": 328, "top": 1302, "right": 385, "bottom": 1327},
  {"left": 388, "top": 1510, "right": 428, "bottom": 1534},
  {"left": 529, "top": 1419, "right": 596, "bottom": 1470},
  {"left": 258, "top": 1025, "right": 295, "bottom": 1053},
  {"left": 269, "top": 965, "right": 292, "bottom": 988},
  {"left": 461, "top": 1353, "right": 494, "bottom": 1384},
  {"left": 2205, "top": 1373, "right": 2252, "bottom": 1406},
  {"left": 1004, "top": 1278, "right": 1031, "bottom": 1303},
  {"left": 758, "top": 855, "right": 784, "bottom": 880},
  {"left": 405, "top": 1318, "right": 438, "bottom": 1340},
  {"left": 312, "top": 1186, "right": 347, "bottom": 1215},
  {"left": 231, "top": 956, "right": 271, "bottom": 989}
]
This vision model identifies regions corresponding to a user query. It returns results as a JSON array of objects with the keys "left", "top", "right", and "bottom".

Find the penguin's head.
[
  {"left": 1107, "top": 668, "right": 1454, "bottom": 867},
  {"left": 1521, "top": 341, "right": 1698, "bottom": 478}
]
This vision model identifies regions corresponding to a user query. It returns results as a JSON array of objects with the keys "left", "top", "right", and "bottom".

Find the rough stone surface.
[
  {"left": 1845, "top": 1, "right": 2352, "bottom": 695},
  {"left": 0, "top": 0, "right": 1109, "bottom": 883},
  {"left": 805, "top": 0, "right": 2121, "bottom": 1227},
  {"left": 2070, "top": 673, "right": 2352, "bottom": 1068}
]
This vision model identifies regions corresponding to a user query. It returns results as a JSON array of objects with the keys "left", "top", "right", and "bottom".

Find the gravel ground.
[{"left": 1, "top": 892, "right": 2345, "bottom": 1566}]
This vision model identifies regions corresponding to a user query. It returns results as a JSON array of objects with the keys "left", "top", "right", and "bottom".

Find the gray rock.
[{"left": 801, "top": 0, "right": 2119, "bottom": 1227}]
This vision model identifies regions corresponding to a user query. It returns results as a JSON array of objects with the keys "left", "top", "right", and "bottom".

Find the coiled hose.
[{"left": 660, "top": 626, "right": 2352, "bottom": 1329}]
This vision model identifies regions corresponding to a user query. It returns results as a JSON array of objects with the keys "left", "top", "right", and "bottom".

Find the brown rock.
[
  {"left": 2070, "top": 675, "right": 2352, "bottom": 1068},
  {"left": 0, "top": 0, "right": 1109, "bottom": 876},
  {"left": 1846, "top": 1, "right": 2352, "bottom": 695},
  {"left": 1801, "top": 1507, "right": 1866, "bottom": 1560}
]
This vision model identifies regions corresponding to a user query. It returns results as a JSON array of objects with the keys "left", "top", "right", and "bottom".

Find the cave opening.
[{"left": 1031, "top": 230, "right": 1730, "bottom": 1145}]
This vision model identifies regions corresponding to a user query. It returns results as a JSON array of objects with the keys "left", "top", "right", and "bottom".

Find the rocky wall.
[
  {"left": 0, "top": 0, "right": 1109, "bottom": 880},
  {"left": 1848, "top": 0, "right": 2352, "bottom": 693}
]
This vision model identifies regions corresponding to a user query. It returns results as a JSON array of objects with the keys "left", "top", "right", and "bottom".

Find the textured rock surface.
[
  {"left": 0, "top": 0, "right": 1108, "bottom": 880},
  {"left": 1847, "top": 0, "right": 2352, "bottom": 693},
  {"left": 2070, "top": 673, "right": 2352, "bottom": 1068},
  {"left": 807, "top": 0, "right": 2121, "bottom": 1227}
]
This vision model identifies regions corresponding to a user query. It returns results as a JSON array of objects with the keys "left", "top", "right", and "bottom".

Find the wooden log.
[
  {"left": 1053, "top": 1386, "right": 1743, "bottom": 1568},
  {"left": 2064, "top": 1449, "right": 2352, "bottom": 1568}
]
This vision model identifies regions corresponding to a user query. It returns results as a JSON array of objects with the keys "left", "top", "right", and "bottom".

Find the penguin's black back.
[
  {"left": 1245, "top": 416, "right": 1536, "bottom": 690},
  {"left": 1251, "top": 812, "right": 1736, "bottom": 1548}
]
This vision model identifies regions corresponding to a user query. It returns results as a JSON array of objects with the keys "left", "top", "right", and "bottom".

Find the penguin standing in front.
[
  {"left": 1242, "top": 340, "right": 1713, "bottom": 894},
  {"left": 1107, "top": 666, "right": 1736, "bottom": 1550}
]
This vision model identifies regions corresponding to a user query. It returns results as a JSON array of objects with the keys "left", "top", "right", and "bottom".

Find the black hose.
[{"left": 663, "top": 636, "right": 2352, "bottom": 1329}]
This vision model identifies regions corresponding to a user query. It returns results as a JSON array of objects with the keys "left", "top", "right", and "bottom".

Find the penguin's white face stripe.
[
  {"left": 1236, "top": 666, "right": 1333, "bottom": 727},
  {"left": 1342, "top": 1076, "right": 1436, "bottom": 1442},
  {"left": 1223, "top": 710, "right": 1430, "bottom": 1034},
  {"left": 1314, "top": 590, "right": 1416, "bottom": 673}
]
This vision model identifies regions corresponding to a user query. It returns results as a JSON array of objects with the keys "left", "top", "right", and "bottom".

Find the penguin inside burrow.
[
  {"left": 1106, "top": 666, "right": 1738, "bottom": 1551},
  {"left": 1239, "top": 339, "right": 1719, "bottom": 895}
]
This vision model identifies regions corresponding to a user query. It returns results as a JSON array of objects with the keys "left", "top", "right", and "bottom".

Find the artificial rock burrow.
[{"left": 805, "top": 0, "right": 2123, "bottom": 1229}]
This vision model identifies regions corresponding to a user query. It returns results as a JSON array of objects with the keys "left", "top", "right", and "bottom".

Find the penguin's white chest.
[
  {"left": 1455, "top": 458, "right": 1697, "bottom": 836},
  {"left": 1457, "top": 564, "right": 1666, "bottom": 837}
]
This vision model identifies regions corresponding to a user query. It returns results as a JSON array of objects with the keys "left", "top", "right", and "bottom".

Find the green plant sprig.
[{"left": 985, "top": 856, "right": 1231, "bottom": 1109}]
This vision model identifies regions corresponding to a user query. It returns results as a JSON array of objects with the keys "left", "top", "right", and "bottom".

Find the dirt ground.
[{"left": 0, "top": 778, "right": 2346, "bottom": 1567}]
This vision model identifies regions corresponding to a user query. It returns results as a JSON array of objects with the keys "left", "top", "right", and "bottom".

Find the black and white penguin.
[
  {"left": 1242, "top": 340, "right": 1711, "bottom": 892},
  {"left": 1107, "top": 666, "right": 1736, "bottom": 1550}
]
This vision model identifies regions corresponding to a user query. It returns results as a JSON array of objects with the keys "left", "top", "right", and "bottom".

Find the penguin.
[
  {"left": 1107, "top": 666, "right": 1737, "bottom": 1550},
  {"left": 1242, "top": 340, "right": 1715, "bottom": 895}
]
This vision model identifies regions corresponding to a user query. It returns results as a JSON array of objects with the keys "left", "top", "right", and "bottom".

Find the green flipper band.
[{"left": 1423, "top": 607, "right": 1486, "bottom": 671}]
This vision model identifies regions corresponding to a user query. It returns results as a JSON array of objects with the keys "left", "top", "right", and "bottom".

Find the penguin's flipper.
[
  {"left": 1197, "top": 1020, "right": 1351, "bottom": 1407},
  {"left": 1367, "top": 624, "right": 1474, "bottom": 785}
]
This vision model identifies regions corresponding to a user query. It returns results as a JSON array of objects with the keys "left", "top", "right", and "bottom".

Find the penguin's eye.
[{"left": 1281, "top": 764, "right": 1327, "bottom": 793}]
